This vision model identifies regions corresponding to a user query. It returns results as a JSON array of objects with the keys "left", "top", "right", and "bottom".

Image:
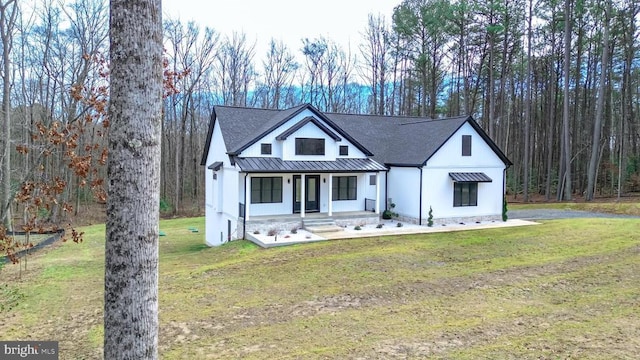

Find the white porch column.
[
  {"left": 375, "top": 172, "right": 380, "bottom": 214},
  {"left": 328, "top": 173, "right": 333, "bottom": 216},
  {"left": 244, "top": 174, "right": 250, "bottom": 221},
  {"left": 300, "top": 173, "right": 306, "bottom": 218}
]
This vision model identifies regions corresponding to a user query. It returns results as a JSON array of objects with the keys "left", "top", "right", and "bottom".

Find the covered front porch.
[{"left": 238, "top": 210, "right": 381, "bottom": 238}]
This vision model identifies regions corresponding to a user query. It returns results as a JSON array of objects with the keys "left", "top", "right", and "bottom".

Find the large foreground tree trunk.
[{"left": 104, "top": 0, "right": 163, "bottom": 358}]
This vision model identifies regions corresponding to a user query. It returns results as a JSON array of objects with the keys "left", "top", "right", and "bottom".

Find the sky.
[{"left": 162, "top": 0, "right": 399, "bottom": 60}]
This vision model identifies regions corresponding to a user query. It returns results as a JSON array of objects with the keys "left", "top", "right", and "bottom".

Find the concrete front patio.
[{"left": 246, "top": 218, "right": 539, "bottom": 248}]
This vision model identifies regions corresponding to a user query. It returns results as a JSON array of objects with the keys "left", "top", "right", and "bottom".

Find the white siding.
[
  {"left": 386, "top": 121, "right": 507, "bottom": 223},
  {"left": 239, "top": 109, "right": 367, "bottom": 160},
  {"left": 204, "top": 120, "right": 241, "bottom": 246},
  {"left": 387, "top": 167, "right": 421, "bottom": 219},
  {"left": 336, "top": 143, "right": 367, "bottom": 159},
  {"left": 282, "top": 122, "right": 338, "bottom": 160},
  {"left": 363, "top": 173, "right": 382, "bottom": 212},
  {"left": 422, "top": 122, "right": 506, "bottom": 220},
  {"left": 421, "top": 167, "right": 504, "bottom": 219},
  {"left": 427, "top": 122, "right": 505, "bottom": 168},
  {"left": 246, "top": 173, "right": 294, "bottom": 216},
  {"left": 330, "top": 174, "right": 367, "bottom": 212}
]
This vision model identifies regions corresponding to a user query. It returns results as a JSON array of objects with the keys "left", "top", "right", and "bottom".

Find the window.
[
  {"left": 339, "top": 145, "right": 349, "bottom": 156},
  {"left": 453, "top": 182, "right": 477, "bottom": 207},
  {"left": 261, "top": 143, "right": 272, "bottom": 155},
  {"left": 462, "top": 135, "right": 472, "bottom": 156},
  {"left": 251, "top": 177, "right": 283, "bottom": 203},
  {"left": 295, "top": 138, "right": 325, "bottom": 155},
  {"left": 369, "top": 174, "right": 376, "bottom": 185},
  {"left": 332, "top": 176, "right": 357, "bottom": 200}
]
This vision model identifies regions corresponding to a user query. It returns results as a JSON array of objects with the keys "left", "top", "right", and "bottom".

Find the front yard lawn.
[{"left": 1, "top": 216, "right": 639, "bottom": 359}]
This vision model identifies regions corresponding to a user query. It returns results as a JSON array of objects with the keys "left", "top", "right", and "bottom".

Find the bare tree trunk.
[
  {"left": 104, "top": 0, "right": 162, "bottom": 358},
  {"left": 561, "top": 0, "right": 573, "bottom": 200},
  {"left": 586, "top": 0, "right": 610, "bottom": 201},
  {"left": 0, "top": 0, "right": 16, "bottom": 229},
  {"left": 545, "top": 55, "right": 559, "bottom": 200},
  {"left": 523, "top": 0, "right": 533, "bottom": 202}
]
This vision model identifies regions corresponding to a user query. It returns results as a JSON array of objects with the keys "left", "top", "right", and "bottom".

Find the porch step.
[
  {"left": 304, "top": 225, "right": 344, "bottom": 233},
  {"left": 303, "top": 217, "right": 336, "bottom": 227},
  {"left": 303, "top": 218, "right": 344, "bottom": 234}
]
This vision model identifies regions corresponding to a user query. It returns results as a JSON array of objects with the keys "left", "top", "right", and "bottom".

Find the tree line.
[{"left": 0, "top": 0, "right": 639, "bottom": 230}]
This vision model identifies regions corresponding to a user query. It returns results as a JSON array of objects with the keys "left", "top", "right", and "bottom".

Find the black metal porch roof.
[
  {"left": 449, "top": 172, "right": 493, "bottom": 182},
  {"left": 235, "top": 157, "right": 387, "bottom": 173}
]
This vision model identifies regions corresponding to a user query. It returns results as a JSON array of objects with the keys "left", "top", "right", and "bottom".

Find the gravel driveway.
[{"left": 509, "top": 209, "right": 640, "bottom": 220}]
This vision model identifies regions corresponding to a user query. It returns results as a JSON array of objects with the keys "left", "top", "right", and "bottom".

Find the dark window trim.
[
  {"left": 462, "top": 135, "right": 472, "bottom": 156},
  {"left": 250, "top": 177, "right": 283, "bottom": 204},
  {"left": 332, "top": 176, "right": 357, "bottom": 201},
  {"left": 339, "top": 145, "right": 349, "bottom": 156},
  {"left": 295, "top": 138, "right": 325, "bottom": 155},
  {"left": 453, "top": 182, "right": 477, "bottom": 207},
  {"left": 260, "top": 143, "right": 272, "bottom": 155}
]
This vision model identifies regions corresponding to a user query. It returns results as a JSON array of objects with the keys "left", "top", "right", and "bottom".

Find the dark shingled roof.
[
  {"left": 200, "top": 104, "right": 512, "bottom": 168},
  {"left": 326, "top": 113, "right": 472, "bottom": 166},
  {"left": 207, "top": 161, "right": 223, "bottom": 171}
]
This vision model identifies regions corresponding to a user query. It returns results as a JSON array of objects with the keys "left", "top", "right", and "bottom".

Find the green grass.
[
  {"left": 509, "top": 200, "right": 640, "bottom": 216},
  {"left": 1, "top": 215, "right": 639, "bottom": 359}
]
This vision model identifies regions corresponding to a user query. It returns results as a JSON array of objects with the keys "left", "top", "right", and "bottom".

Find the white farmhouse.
[{"left": 201, "top": 104, "right": 511, "bottom": 246}]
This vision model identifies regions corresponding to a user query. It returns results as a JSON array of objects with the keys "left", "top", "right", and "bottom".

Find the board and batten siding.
[
  {"left": 386, "top": 167, "right": 422, "bottom": 220},
  {"left": 329, "top": 173, "right": 368, "bottom": 213},
  {"left": 239, "top": 109, "right": 367, "bottom": 160},
  {"left": 422, "top": 122, "right": 506, "bottom": 220},
  {"left": 244, "top": 173, "right": 293, "bottom": 217},
  {"left": 421, "top": 167, "right": 504, "bottom": 219},
  {"left": 204, "top": 120, "right": 241, "bottom": 246}
]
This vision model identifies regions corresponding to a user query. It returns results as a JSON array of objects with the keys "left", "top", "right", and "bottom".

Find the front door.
[{"left": 293, "top": 175, "right": 320, "bottom": 213}]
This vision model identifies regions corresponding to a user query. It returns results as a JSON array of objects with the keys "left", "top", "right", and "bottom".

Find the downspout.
[
  {"left": 384, "top": 169, "right": 389, "bottom": 210},
  {"left": 503, "top": 168, "right": 507, "bottom": 221},
  {"left": 243, "top": 173, "right": 248, "bottom": 239},
  {"left": 419, "top": 167, "right": 423, "bottom": 225}
]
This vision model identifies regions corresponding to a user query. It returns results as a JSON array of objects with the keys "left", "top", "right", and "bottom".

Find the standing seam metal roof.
[
  {"left": 235, "top": 157, "right": 387, "bottom": 173},
  {"left": 449, "top": 172, "right": 493, "bottom": 182}
]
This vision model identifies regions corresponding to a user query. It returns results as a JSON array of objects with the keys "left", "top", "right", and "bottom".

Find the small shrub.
[
  {"left": 376, "top": 223, "right": 384, "bottom": 229},
  {"left": 290, "top": 226, "right": 298, "bottom": 234},
  {"left": 427, "top": 206, "right": 434, "bottom": 227},
  {"left": 253, "top": 230, "right": 260, "bottom": 234},
  {"left": 502, "top": 197, "right": 508, "bottom": 221},
  {"left": 267, "top": 228, "right": 278, "bottom": 236},
  {"left": 382, "top": 202, "right": 398, "bottom": 219},
  {"left": 396, "top": 222, "right": 403, "bottom": 227},
  {"left": 354, "top": 225, "right": 362, "bottom": 230}
]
